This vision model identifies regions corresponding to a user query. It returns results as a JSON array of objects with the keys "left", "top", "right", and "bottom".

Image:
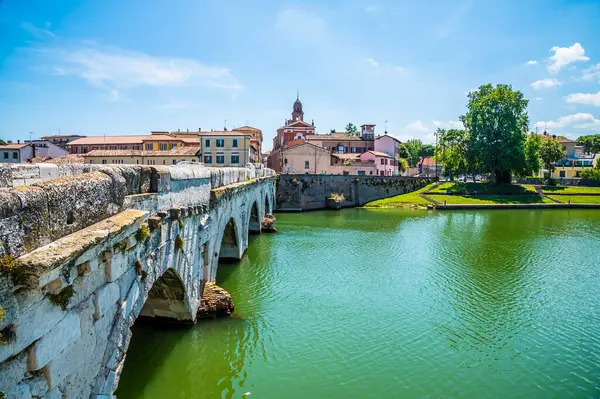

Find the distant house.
[
  {"left": 418, "top": 156, "right": 442, "bottom": 177},
  {"left": 546, "top": 135, "right": 597, "bottom": 179},
  {"left": 0, "top": 142, "right": 34, "bottom": 163},
  {"left": 40, "top": 134, "right": 86, "bottom": 149},
  {"left": 25, "top": 140, "right": 70, "bottom": 159},
  {"left": 83, "top": 147, "right": 201, "bottom": 166}
]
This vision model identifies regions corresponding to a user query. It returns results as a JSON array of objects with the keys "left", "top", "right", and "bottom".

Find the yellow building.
[{"left": 83, "top": 147, "right": 200, "bottom": 166}]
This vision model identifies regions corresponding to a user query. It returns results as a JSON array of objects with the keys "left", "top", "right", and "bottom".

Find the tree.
[
  {"left": 397, "top": 158, "right": 408, "bottom": 174},
  {"left": 420, "top": 144, "right": 435, "bottom": 157},
  {"left": 405, "top": 139, "right": 423, "bottom": 166},
  {"left": 435, "top": 128, "right": 469, "bottom": 180},
  {"left": 579, "top": 162, "right": 600, "bottom": 180},
  {"left": 398, "top": 143, "right": 411, "bottom": 160},
  {"left": 345, "top": 123, "right": 359, "bottom": 136},
  {"left": 524, "top": 133, "right": 542, "bottom": 176},
  {"left": 460, "top": 83, "right": 529, "bottom": 184},
  {"left": 0, "top": 139, "right": 5, "bottom": 146},
  {"left": 540, "top": 137, "right": 566, "bottom": 174},
  {"left": 577, "top": 134, "right": 600, "bottom": 155}
]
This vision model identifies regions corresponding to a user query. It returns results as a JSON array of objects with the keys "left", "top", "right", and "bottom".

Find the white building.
[{"left": 0, "top": 142, "right": 34, "bottom": 163}]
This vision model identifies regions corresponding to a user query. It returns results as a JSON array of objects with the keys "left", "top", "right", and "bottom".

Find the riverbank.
[{"left": 364, "top": 182, "right": 600, "bottom": 208}]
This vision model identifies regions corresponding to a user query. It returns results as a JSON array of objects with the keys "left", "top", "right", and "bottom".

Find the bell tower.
[{"left": 291, "top": 91, "right": 304, "bottom": 122}]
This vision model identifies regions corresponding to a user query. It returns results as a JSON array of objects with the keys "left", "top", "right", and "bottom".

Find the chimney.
[
  {"left": 17, "top": 140, "right": 20, "bottom": 144},
  {"left": 198, "top": 128, "right": 201, "bottom": 132},
  {"left": 7, "top": 140, "right": 12, "bottom": 144},
  {"left": 178, "top": 129, "right": 180, "bottom": 133}
]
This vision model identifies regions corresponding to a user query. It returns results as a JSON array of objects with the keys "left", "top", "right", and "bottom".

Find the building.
[
  {"left": 40, "top": 134, "right": 86, "bottom": 149},
  {"left": 306, "top": 124, "right": 376, "bottom": 154},
  {"left": 272, "top": 95, "right": 316, "bottom": 152},
  {"left": 374, "top": 134, "right": 402, "bottom": 161},
  {"left": 418, "top": 156, "right": 443, "bottom": 177},
  {"left": 549, "top": 136, "right": 597, "bottom": 179},
  {"left": 25, "top": 140, "right": 70, "bottom": 159},
  {"left": 0, "top": 142, "right": 34, "bottom": 163},
  {"left": 83, "top": 147, "right": 201, "bottom": 166},
  {"left": 67, "top": 136, "right": 145, "bottom": 154},
  {"left": 196, "top": 131, "right": 252, "bottom": 166},
  {"left": 232, "top": 126, "right": 263, "bottom": 160}
]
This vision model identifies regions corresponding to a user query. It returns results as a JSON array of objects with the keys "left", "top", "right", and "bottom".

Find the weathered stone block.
[
  {"left": 5, "top": 383, "right": 32, "bottom": 399},
  {"left": 24, "top": 374, "right": 49, "bottom": 398},
  {"left": 28, "top": 311, "right": 81, "bottom": 371},
  {"left": 0, "top": 164, "right": 12, "bottom": 188},
  {"left": 0, "top": 352, "right": 27, "bottom": 393},
  {"left": 105, "top": 251, "right": 130, "bottom": 283},
  {"left": 71, "top": 265, "right": 106, "bottom": 308},
  {"left": 38, "top": 164, "right": 58, "bottom": 181},
  {"left": 115, "top": 268, "right": 136, "bottom": 304},
  {"left": 121, "top": 280, "right": 141, "bottom": 320},
  {"left": 12, "top": 185, "right": 52, "bottom": 254},
  {"left": 12, "top": 164, "right": 39, "bottom": 179},
  {"left": 41, "top": 387, "right": 61, "bottom": 399},
  {"left": 94, "top": 283, "right": 120, "bottom": 320}
]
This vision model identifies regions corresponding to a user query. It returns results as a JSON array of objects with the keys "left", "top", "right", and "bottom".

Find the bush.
[
  {"left": 579, "top": 167, "right": 600, "bottom": 180},
  {"left": 135, "top": 225, "right": 150, "bottom": 242},
  {"left": 49, "top": 286, "right": 75, "bottom": 311},
  {"left": 178, "top": 218, "right": 185, "bottom": 229},
  {"left": 175, "top": 234, "right": 185, "bottom": 252},
  {"left": 328, "top": 193, "right": 345, "bottom": 202},
  {"left": 0, "top": 254, "right": 16, "bottom": 274}
]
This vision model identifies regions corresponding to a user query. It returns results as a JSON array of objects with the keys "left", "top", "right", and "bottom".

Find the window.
[
  {"left": 160, "top": 143, "right": 167, "bottom": 150},
  {"left": 216, "top": 139, "right": 225, "bottom": 147},
  {"left": 338, "top": 145, "right": 345, "bottom": 153},
  {"left": 173, "top": 160, "right": 177, "bottom": 165},
  {"left": 343, "top": 171, "right": 349, "bottom": 176},
  {"left": 90, "top": 160, "right": 94, "bottom": 164},
  {"left": 381, "top": 159, "right": 385, "bottom": 165},
  {"left": 204, "top": 153, "right": 212, "bottom": 164},
  {"left": 12, "top": 152, "right": 18, "bottom": 159},
  {"left": 358, "top": 170, "right": 365, "bottom": 176},
  {"left": 171, "top": 143, "right": 176, "bottom": 149},
  {"left": 205, "top": 139, "right": 211, "bottom": 147},
  {"left": 216, "top": 153, "right": 225, "bottom": 164},
  {"left": 559, "top": 170, "right": 566, "bottom": 178},
  {"left": 351, "top": 147, "right": 357, "bottom": 153},
  {"left": 370, "top": 171, "right": 373, "bottom": 175},
  {"left": 102, "top": 160, "right": 107, "bottom": 164},
  {"left": 232, "top": 139, "right": 238, "bottom": 148},
  {"left": 231, "top": 153, "right": 240, "bottom": 164},
  {"left": 380, "top": 171, "right": 384, "bottom": 176},
  {"left": 146, "top": 144, "right": 152, "bottom": 150},
  {"left": 305, "top": 160, "right": 310, "bottom": 169}
]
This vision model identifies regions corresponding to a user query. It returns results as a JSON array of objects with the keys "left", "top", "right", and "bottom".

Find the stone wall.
[
  {"left": 277, "top": 174, "right": 436, "bottom": 210},
  {"left": 0, "top": 163, "right": 276, "bottom": 398}
]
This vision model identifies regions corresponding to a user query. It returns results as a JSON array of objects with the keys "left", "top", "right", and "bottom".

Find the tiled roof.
[
  {"left": 29, "top": 156, "right": 53, "bottom": 163},
  {"left": 367, "top": 150, "right": 393, "bottom": 158},
  {"left": 375, "top": 134, "right": 402, "bottom": 144},
  {"left": 418, "top": 156, "right": 437, "bottom": 166},
  {"left": 333, "top": 153, "right": 361, "bottom": 159},
  {"left": 306, "top": 134, "right": 365, "bottom": 141},
  {"left": 0, "top": 143, "right": 30, "bottom": 149},
  {"left": 141, "top": 135, "right": 184, "bottom": 142},
  {"left": 284, "top": 139, "right": 307, "bottom": 148},
  {"left": 44, "top": 155, "right": 85, "bottom": 164},
  {"left": 84, "top": 147, "right": 200, "bottom": 157},
  {"left": 41, "top": 135, "right": 85, "bottom": 139},
  {"left": 233, "top": 125, "right": 262, "bottom": 132},
  {"left": 69, "top": 136, "right": 146, "bottom": 145}
]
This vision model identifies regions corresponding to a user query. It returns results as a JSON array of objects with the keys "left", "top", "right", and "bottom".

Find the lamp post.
[{"left": 435, "top": 130, "right": 438, "bottom": 179}]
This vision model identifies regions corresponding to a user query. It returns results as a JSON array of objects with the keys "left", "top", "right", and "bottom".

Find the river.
[{"left": 116, "top": 208, "right": 600, "bottom": 399}]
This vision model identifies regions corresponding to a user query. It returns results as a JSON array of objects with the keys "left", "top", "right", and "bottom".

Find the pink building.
[{"left": 360, "top": 151, "right": 395, "bottom": 176}]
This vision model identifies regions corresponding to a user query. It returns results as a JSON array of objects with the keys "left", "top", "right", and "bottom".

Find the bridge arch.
[
  {"left": 139, "top": 267, "right": 195, "bottom": 322},
  {"left": 249, "top": 200, "right": 261, "bottom": 234},
  {"left": 217, "top": 217, "right": 242, "bottom": 262},
  {"left": 265, "top": 191, "right": 273, "bottom": 214}
]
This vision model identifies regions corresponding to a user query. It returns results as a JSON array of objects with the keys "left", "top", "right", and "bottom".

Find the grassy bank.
[
  {"left": 546, "top": 195, "right": 600, "bottom": 204},
  {"left": 428, "top": 182, "right": 537, "bottom": 194},
  {"left": 541, "top": 186, "right": 600, "bottom": 195},
  {"left": 364, "top": 183, "right": 437, "bottom": 207},
  {"left": 429, "top": 194, "right": 554, "bottom": 205}
]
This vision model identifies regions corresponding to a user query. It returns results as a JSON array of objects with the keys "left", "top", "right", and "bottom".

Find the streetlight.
[{"left": 435, "top": 130, "right": 438, "bottom": 179}]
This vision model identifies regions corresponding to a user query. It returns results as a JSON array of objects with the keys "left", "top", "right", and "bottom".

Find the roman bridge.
[{"left": 0, "top": 163, "right": 276, "bottom": 399}]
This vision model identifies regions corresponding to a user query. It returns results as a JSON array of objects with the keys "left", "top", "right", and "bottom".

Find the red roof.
[
  {"left": 418, "top": 156, "right": 436, "bottom": 166},
  {"left": 0, "top": 143, "right": 30, "bottom": 149},
  {"left": 367, "top": 150, "right": 393, "bottom": 158}
]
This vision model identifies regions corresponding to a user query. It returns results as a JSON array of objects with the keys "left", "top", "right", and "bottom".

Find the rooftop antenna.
[
  {"left": 297, "top": 90, "right": 299, "bottom": 100},
  {"left": 224, "top": 119, "right": 228, "bottom": 131},
  {"left": 384, "top": 120, "right": 388, "bottom": 135}
]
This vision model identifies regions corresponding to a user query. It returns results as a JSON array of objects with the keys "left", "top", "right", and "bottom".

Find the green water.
[{"left": 117, "top": 209, "right": 600, "bottom": 399}]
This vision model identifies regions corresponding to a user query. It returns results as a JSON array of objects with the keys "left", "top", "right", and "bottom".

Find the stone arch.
[
  {"left": 217, "top": 217, "right": 242, "bottom": 261},
  {"left": 249, "top": 200, "right": 261, "bottom": 234},
  {"left": 139, "top": 267, "right": 195, "bottom": 322}
]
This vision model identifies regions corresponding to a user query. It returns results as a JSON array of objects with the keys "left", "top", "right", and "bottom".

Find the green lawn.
[
  {"left": 546, "top": 195, "right": 600, "bottom": 204},
  {"left": 429, "top": 182, "right": 537, "bottom": 195},
  {"left": 541, "top": 186, "right": 600, "bottom": 195},
  {"left": 365, "top": 183, "right": 436, "bottom": 207},
  {"left": 429, "top": 194, "right": 554, "bottom": 205}
]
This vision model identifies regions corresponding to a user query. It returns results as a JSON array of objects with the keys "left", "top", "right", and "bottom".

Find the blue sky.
[{"left": 1, "top": 0, "right": 600, "bottom": 148}]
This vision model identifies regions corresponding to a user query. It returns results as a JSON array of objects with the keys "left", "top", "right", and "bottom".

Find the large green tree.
[
  {"left": 577, "top": 134, "right": 600, "bottom": 155},
  {"left": 420, "top": 144, "right": 435, "bottom": 157},
  {"left": 345, "top": 123, "right": 359, "bottom": 136},
  {"left": 460, "top": 83, "right": 529, "bottom": 184},
  {"left": 0, "top": 139, "right": 5, "bottom": 145},
  {"left": 398, "top": 143, "right": 411, "bottom": 160},
  {"left": 524, "top": 133, "right": 542, "bottom": 176},
  {"left": 405, "top": 139, "right": 423, "bottom": 166},
  {"left": 540, "top": 137, "right": 566, "bottom": 174}
]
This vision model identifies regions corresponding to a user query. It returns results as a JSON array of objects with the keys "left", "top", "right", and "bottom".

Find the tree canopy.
[
  {"left": 405, "top": 139, "right": 423, "bottom": 166},
  {"left": 398, "top": 143, "right": 411, "bottom": 160},
  {"left": 524, "top": 133, "right": 542, "bottom": 176},
  {"left": 460, "top": 83, "right": 529, "bottom": 183},
  {"left": 577, "top": 134, "right": 600, "bottom": 155},
  {"left": 420, "top": 144, "right": 435, "bottom": 157},
  {"left": 540, "top": 137, "right": 566, "bottom": 173},
  {"left": 0, "top": 139, "right": 5, "bottom": 146},
  {"left": 345, "top": 123, "right": 359, "bottom": 136}
]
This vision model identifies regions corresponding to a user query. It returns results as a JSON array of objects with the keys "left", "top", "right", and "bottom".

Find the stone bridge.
[{"left": 0, "top": 163, "right": 276, "bottom": 399}]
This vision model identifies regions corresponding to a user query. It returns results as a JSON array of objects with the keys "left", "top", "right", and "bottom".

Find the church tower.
[{"left": 291, "top": 92, "right": 304, "bottom": 122}]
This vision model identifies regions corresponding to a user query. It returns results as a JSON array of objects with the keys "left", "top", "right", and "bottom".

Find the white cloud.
[
  {"left": 406, "top": 120, "right": 430, "bottom": 133},
  {"left": 22, "top": 22, "right": 56, "bottom": 39},
  {"left": 526, "top": 60, "right": 538, "bottom": 66},
  {"left": 580, "top": 63, "right": 600, "bottom": 82},
  {"left": 548, "top": 43, "right": 589, "bottom": 73},
  {"left": 43, "top": 43, "right": 242, "bottom": 99},
  {"left": 433, "top": 120, "right": 463, "bottom": 129},
  {"left": 535, "top": 113, "right": 600, "bottom": 131},
  {"left": 564, "top": 91, "right": 600, "bottom": 106},
  {"left": 535, "top": 97, "right": 543, "bottom": 101},
  {"left": 365, "top": 58, "right": 379, "bottom": 67},
  {"left": 530, "top": 78, "right": 561, "bottom": 89}
]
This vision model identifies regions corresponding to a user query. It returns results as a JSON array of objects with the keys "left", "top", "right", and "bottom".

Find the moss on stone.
[
  {"left": 178, "top": 218, "right": 185, "bottom": 230},
  {"left": 135, "top": 225, "right": 150, "bottom": 242},
  {"left": 0, "top": 254, "right": 16, "bottom": 274},
  {"left": 175, "top": 234, "right": 185, "bottom": 253},
  {"left": 112, "top": 241, "right": 127, "bottom": 252},
  {"left": 48, "top": 286, "right": 75, "bottom": 311}
]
